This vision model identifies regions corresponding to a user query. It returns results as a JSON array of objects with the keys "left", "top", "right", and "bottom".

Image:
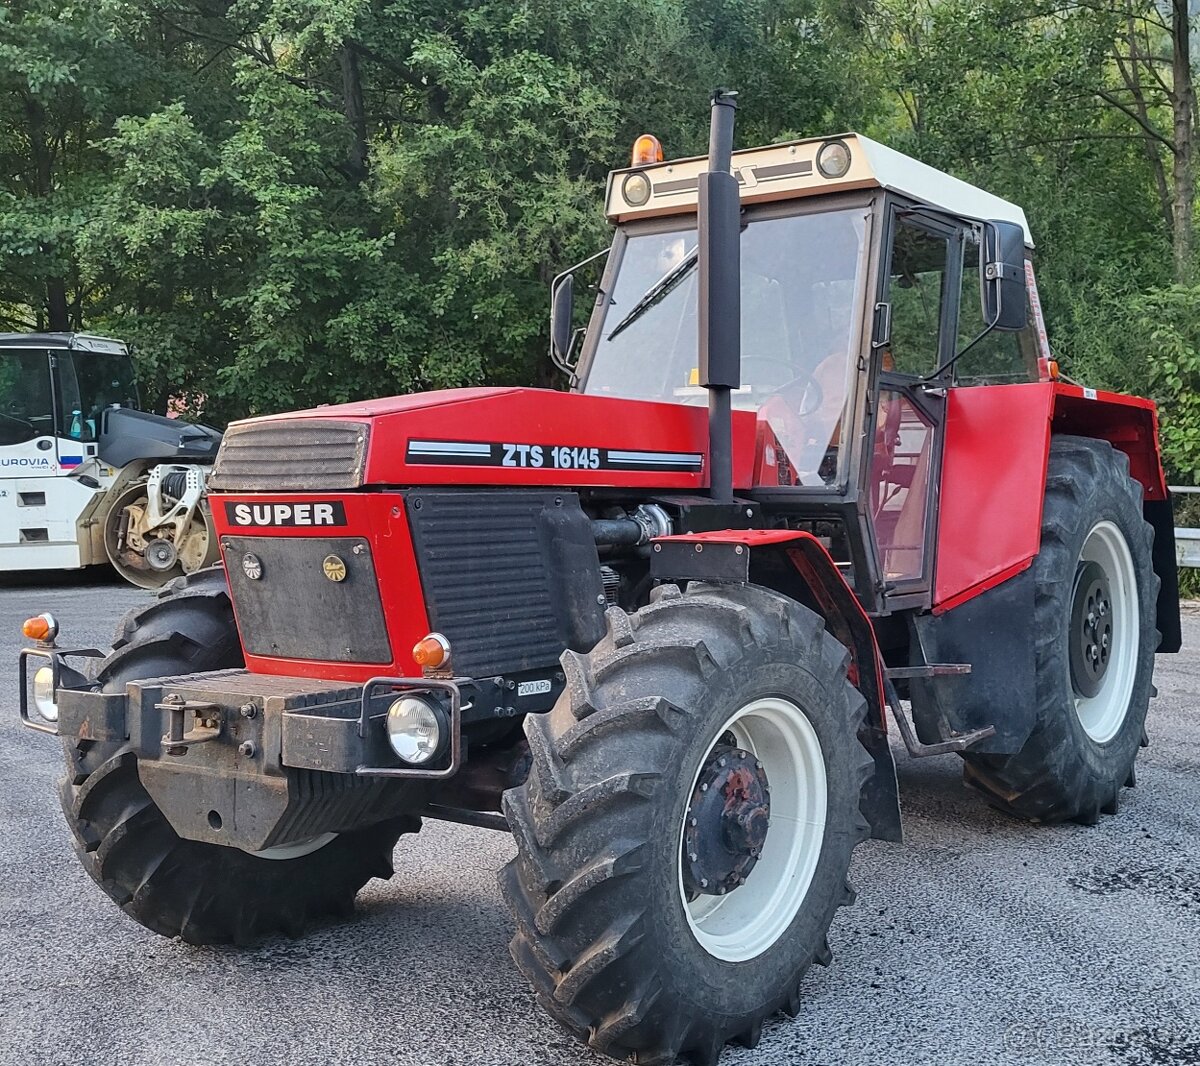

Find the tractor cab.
[{"left": 556, "top": 132, "right": 1050, "bottom": 611}]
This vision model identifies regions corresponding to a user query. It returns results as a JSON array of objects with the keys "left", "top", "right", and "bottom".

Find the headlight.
[
  {"left": 386, "top": 696, "right": 445, "bottom": 765},
  {"left": 622, "top": 171, "right": 652, "bottom": 207},
  {"left": 32, "top": 666, "right": 58, "bottom": 723},
  {"left": 816, "top": 139, "right": 852, "bottom": 179}
]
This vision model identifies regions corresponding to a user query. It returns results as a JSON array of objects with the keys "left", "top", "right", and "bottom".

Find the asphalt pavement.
[{"left": 1, "top": 572, "right": 1197, "bottom": 1066}]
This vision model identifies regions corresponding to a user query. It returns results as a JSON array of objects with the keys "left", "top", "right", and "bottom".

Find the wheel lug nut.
[
  {"left": 699, "top": 782, "right": 709, "bottom": 792},
  {"left": 689, "top": 852, "right": 698, "bottom": 863},
  {"left": 699, "top": 878, "right": 708, "bottom": 888}
]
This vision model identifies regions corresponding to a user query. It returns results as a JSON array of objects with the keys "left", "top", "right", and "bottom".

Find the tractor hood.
[{"left": 209, "top": 387, "right": 758, "bottom": 493}]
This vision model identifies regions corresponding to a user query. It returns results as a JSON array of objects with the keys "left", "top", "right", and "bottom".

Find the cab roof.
[
  {"left": 0, "top": 332, "right": 128, "bottom": 354},
  {"left": 605, "top": 132, "right": 1033, "bottom": 246}
]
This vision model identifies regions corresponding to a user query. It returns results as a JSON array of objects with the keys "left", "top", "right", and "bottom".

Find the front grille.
[
  {"left": 222, "top": 534, "right": 391, "bottom": 663},
  {"left": 209, "top": 418, "right": 369, "bottom": 492},
  {"left": 406, "top": 491, "right": 605, "bottom": 677}
]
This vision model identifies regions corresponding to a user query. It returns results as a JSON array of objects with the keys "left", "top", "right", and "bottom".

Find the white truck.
[{"left": 0, "top": 332, "right": 221, "bottom": 587}]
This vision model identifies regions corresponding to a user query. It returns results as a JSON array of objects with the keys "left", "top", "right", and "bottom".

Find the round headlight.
[
  {"left": 622, "top": 171, "right": 652, "bottom": 207},
  {"left": 816, "top": 139, "right": 852, "bottom": 179},
  {"left": 32, "top": 665, "right": 58, "bottom": 723},
  {"left": 386, "top": 696, "right": 444, "bottom": 765}
]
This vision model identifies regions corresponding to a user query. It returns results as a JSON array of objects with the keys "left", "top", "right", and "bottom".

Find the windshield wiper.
[{"left": 607, "top": 245, "right": 699, "bottom": 340}]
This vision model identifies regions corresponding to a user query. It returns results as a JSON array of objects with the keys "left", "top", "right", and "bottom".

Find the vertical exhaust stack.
[{"left": 698, "top": 89, "right": 740, "bottom": 504}]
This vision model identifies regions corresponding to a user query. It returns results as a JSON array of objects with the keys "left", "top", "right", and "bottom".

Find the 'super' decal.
[
  {"left": 406, "top": 440, "right": 703, "bottom": 473},
  {"left": 224, "top": 500, "right": 348, "bottom": 527}
]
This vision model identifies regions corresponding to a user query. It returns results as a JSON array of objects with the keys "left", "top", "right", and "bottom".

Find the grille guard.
[
  {"left": 17, "top": 645, "right": 103, "bottom": 736},
  {"left": 356, "top": 676, "right": 463, "bottom": 780}
]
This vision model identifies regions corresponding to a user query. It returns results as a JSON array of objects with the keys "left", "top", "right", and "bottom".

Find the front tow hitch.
[{"left": 159, "top": 693, "right": 224, "bottom": 756}]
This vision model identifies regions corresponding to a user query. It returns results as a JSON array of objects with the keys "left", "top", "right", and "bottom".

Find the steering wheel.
[
  {"left": 0, "top": 411, "right": 37, "bottom": 445},
  {"left": 739, "top": 356, "right": 823, "bottom": 411}
]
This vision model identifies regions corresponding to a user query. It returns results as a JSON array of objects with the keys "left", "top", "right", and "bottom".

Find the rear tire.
[
  {"left": 61, "top": 566, "right": 416, "bottom": 944},
  {"left": 962, "top": 436, "right": 1158, "bottom": 824},
  {"left": 500, "top": 583, "right": 872, "bottom": 1065}
]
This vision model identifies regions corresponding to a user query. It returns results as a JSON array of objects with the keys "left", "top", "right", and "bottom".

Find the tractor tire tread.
[
  {"left": 962, "top": 435, "right": 1157, "bottom": 823},
  {"left": 500, "top": 581, "right": 873, "bottom": 1064}
]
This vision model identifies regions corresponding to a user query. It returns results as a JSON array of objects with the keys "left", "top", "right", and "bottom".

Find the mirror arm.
[
  {"left": 549, "top": 246, "right": 611, "bottom": 377},
  {"left": 918, "top": 306, "right": 1001, "bottom": 385}
]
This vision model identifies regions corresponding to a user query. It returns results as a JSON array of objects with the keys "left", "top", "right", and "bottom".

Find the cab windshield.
[
  {"left": 0, "top": 348, "right": 138, "bottom": 445},
  {"left": 581, "top": 205, "right": 870, "bottom": 485},
  {"left": 62, "top": 351, "right": 140, "bottom": 440}
]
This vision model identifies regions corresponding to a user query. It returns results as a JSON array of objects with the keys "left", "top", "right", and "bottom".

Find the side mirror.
[
  {"left": 981, "top": 220, "right": 1028, "bottom": 332},
  {"left": 551, "top": 273, "right": 575, "bottom": 366}
]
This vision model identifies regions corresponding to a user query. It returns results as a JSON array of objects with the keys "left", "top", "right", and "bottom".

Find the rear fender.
[
  {"left": 937, "top": 382, "right": 1180, "bottom": 653},
  {"left": 650, "top": 529, "right": 902, "bottom": 842},
  {"left": 1051, "top": 389, "right": 1180, "bottom": 653}
]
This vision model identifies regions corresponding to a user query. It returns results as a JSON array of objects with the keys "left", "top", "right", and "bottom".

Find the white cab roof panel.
[{"left": 606, "top": 132, "right": 1032, "bottom": 246}]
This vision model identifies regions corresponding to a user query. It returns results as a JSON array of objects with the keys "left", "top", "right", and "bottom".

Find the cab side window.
[
  {"left": 55, "top": 357, "right": 89, "bottom": 441},
  {"left": 885, "top": 220, "right": 952, "bottom": 376},
  {"left": 954, "top": 231, "right": 1040, "bottom": 384},
  {"left": 0, "top": 351, "right": 53, "bottom": 445}
]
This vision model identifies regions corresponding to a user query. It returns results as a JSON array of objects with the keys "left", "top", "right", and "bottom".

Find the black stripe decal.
[
  {"left": 406, "top": 440, "right": 703, "bottom": 473},
  {"left": 753, "top": 160, "right": 814, "bottom": 180}
]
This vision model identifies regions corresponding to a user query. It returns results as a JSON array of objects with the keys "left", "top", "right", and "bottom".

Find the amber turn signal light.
[
  {"left": 413, "top": 632, "right": 451, "bottom": 670},
  {"left": 22, "top": 613, "right": 58, "bottom": 642}
]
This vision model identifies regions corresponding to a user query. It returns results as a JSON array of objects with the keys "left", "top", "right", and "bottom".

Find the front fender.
[{"left": 649, "top": 529, "right": 902, "bottom": 842}]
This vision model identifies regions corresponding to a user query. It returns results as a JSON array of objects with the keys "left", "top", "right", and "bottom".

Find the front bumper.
[{"left": 19, "top": 654, "right": 467, "bottom": 852}]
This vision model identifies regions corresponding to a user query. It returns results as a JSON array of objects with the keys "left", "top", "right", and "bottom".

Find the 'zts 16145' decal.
[
  {"left": 224, "top": 501, "right": 348, "bottom": 527},
  {"left": 406, "top": 440, "right": 703, "bottom": 473}
]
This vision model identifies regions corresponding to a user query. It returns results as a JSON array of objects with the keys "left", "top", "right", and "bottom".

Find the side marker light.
[
  {"left": 413, "top": 632, "right": 451, "bottom": 670},
  {"left": 22, "top": 613, "right": 59, "bottom": 642}
]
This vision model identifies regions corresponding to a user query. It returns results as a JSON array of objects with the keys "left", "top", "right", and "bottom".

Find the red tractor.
[{"left": 20, "top": 93, "right": 1180, "bottom": 1065}]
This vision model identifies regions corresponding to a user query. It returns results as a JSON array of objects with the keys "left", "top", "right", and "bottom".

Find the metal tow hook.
[{"left": 159, "top": 694, "right": 223, "bottom": 756}]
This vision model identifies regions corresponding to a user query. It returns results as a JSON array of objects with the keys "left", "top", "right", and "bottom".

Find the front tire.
[
  {"left": 61, "top": 566, "right": 416, "bottom": 944},
  {"left": 962, "top": 436, "right": 1158, "bottom": 824},
  {"left": 500, "top": 583, "right": 873, "bottom": 1065}
]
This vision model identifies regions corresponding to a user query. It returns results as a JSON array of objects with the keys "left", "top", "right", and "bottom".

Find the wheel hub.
[
  {"left": 682, "top": 739, "right": 770, "bottom": 898},
  {"left": 145, "top": 538, "right": 179, "bottom": 572},
  {"left": 1070, "top": 559, "right": 1113, "bottom": 699}
]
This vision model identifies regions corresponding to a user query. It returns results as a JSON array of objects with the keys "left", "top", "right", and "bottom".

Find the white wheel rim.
[
  {"left": 678, "top": 696, "right": 827, "bottom": 962},
  {"left": 1073, "top": 521, "right": 1138, "bottom": 743},
  {"left": 245, "top": 832, "right": 338, "bottom": 861}
]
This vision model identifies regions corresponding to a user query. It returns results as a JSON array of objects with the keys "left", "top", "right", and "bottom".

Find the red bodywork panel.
[
  {"left": 654, "top": 529, "right": 888, "bottom": 727},
  {"left": 210, "top": 380, "right": 1168, "bottom": 673},
  {"left": 239, "top": 387, "right": 758, "bottom": 491},
  {"left": 211, "top": 388, "right": 758, "bottom": 679},
  {"left": 211, "top": 492, "right": 430, "bottom": 682},
  {"left": 934, "top": 382, "right": 1167, "bottom": 612}
]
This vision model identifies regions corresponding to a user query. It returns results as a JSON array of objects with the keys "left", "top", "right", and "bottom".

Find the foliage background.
[{"left": 2, "top": 0, "right": 1199, "bottom": 485}]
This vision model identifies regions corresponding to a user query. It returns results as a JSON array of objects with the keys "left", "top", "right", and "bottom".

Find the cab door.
[
  {"left": 0, "top": 348, "right": 59, "bottom": 478},
  {"left": 866, "top": 206, "right": 963, "bottom": 608}
]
